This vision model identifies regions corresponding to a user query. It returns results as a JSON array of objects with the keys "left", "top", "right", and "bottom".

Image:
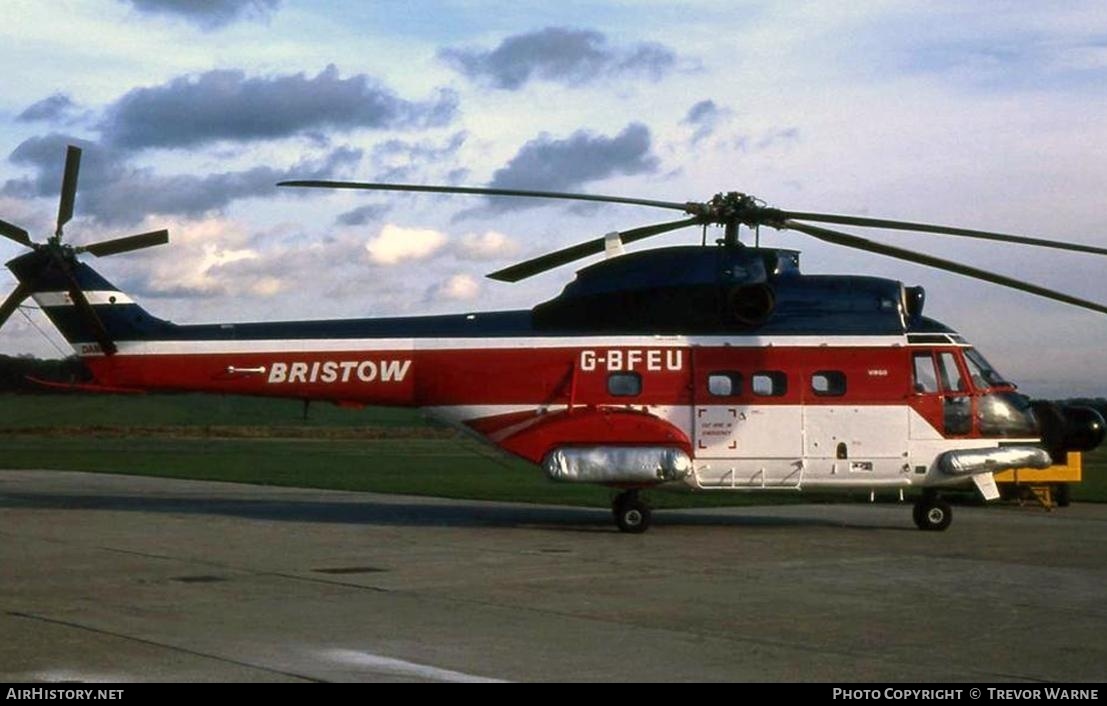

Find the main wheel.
[
  {"left": 913, "top": 497, "right": 952, "bottom": 531},
  {"left": 612, "top": 491, "right": 651, "bottom": 534},
  {"left": 614, "top": 499, "right": 651, "bottom": 533}
]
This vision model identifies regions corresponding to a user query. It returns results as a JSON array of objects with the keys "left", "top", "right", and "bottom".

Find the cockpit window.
[
  {"left": 978, "top": 391, "right": 1037, "bottom": 437},
  {"left": 937, "top": 352, "right": 966, "bottom": 393},
  {"left": 964, "top": 348, "right": 1010, "bottom": 389}
]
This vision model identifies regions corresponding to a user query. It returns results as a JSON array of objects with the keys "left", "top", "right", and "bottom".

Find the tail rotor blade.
[
  {"left": 785, "top": 220, "right": 1107, "bottom": 316},
  {"left": 488, "top": 217, "right": 700, "bottom": 282},
  {"left": 0, "top": 283, "right": 31, "bottom": 329},
  {"left": 56, "top": 145, "right": 82, "bottom": 238},
  {"left": 79, "top": 229, "right": 169, "bottom": 258},
  {"left": 0, "top": 219, "right": 32, "bottom": 247},
  {"left": 52, "top": 256, "right": 117, "bottom": 355},
  {"left": 65, "top": 282, "right": 117, "bottom": 355}
]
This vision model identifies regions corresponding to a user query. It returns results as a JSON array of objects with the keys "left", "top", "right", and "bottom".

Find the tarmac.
[{"left": 1, "top": 469, "right": 1105, "bottom": 683}]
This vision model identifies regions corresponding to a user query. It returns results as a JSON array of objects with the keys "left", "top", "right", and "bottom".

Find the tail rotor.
[{"left": 0, "top": 144, "right": 170, "bottom": 353}]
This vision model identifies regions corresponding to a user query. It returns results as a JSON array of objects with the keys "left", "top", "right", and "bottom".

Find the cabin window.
[
  {"left": 811, "top": 371, "right": 847, "bottom": 397},
  {"left": 607, "top": 372, "right": 642, "bottom": 397},
  {"left": 751, "top": 371, "right": 787, "bottom": 397},
  {"left": 707, "top": 371, "right": 743, "bottom": 396},
  {"left": 912, "top": 353, "right": 939, "bottom": 393}
]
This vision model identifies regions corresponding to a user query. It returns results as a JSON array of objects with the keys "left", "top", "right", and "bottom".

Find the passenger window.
[
  {"left": 938, "top": 352, "right": 966, "bottom": 392},
  {"left": 752, "top": 371, "right": 787, "bottom": 397},
  {"left": 707, "top": 372, "right": 742, "bottom": 396},
  {"left": 607, "top": 372, "right": 641, "bottom": 397},
  {"left": 913, "top": 353, "right": 939, "bottom": 393},
  {"left": 811, "top": 371, "right": 846, "bottom": 397}
]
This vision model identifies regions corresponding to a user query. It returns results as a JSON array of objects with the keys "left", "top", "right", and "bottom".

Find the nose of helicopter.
[
  {"left": 1062, "top": 406, "right": 1107, "bottom": 451},
  {"left": 1033, "top": 402, "right": 1106, "bottom": 457}
]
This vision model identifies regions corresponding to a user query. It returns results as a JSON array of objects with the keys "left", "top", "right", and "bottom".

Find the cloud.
[
  {"left": 364, "top": 224, "right": 446, "bottom": 265},
  {"left": 368, "top": 131, "right": 467, "bottom": 182},
  {"left": 424, "top": 273, "right": 480, "bottom": 303},
  {"left": 17, "top": 94, "right": 79, "bottom": 123},
  {"left": 480, "top": 123, "right": 659, "bottom": 210},
  {"left": 439, "top": 27, "right": 677, "bottom": 90},
  {"left": 99, "top": 65, "right": 458, "bottom": 151},
  {"left": 357, "top": 224, "right": 522, "bottom": 267},
  {"left": 119, "top": 0, "right": 281, "bottom": 30},
  {"left": 336, "top": 204, "right": 390, "bottom": 227},
  {"left": 682, "top": 99, "right": 730, "bottom": 145},
  {"left": 115, "top": 215, "right": 258, "bottom": 298},
  {"left": 453, "top": 231, "right": 520, "bottom": 260},
  {"left": 2, "top": 133, "right": 362, "bottom": 226},
  {"left": 754, "top": 127, "right": 800, "bottom": 150}
]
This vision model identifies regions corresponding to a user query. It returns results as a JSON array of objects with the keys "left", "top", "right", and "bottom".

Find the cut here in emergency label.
[{"left": 267, "top": 360, "right": 411, "bottom": 384}]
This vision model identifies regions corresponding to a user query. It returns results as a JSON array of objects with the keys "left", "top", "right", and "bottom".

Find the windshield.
[
  {"left": 978, "top": 391, "right": 1037, "bottom": 437},
  {"left": 964, "top": 348, "right": 1011, "bottom": 389}
]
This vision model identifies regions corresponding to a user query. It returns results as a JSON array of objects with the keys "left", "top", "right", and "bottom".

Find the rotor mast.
[{"left": 688, "top": 191, "right": 783, "bottom": 248}]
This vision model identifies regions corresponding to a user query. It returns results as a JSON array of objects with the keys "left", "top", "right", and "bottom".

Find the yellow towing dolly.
[{"left": 994, "top": 452, "right": 1082, "bottom": 509}]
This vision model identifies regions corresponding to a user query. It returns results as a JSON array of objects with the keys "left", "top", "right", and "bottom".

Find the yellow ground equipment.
[{"left": 995, "top": 452, "right": 1081, "bottom": 509}]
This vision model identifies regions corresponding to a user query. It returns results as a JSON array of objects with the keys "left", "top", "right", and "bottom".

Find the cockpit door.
[{"left": 911, "top": 350, "right": 973, "bottom": 437}]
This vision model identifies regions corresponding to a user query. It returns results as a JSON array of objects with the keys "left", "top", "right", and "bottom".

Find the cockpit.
[
  {"left": 911, "top": 345, "right": 1036, "bottom": 438},
  {"left": 962, "top": 348, "right": 1011, "bottom": 390}
]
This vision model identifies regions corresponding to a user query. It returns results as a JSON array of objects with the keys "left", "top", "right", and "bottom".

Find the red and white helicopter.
[{"left": 2, "top": 145, "right": 1104, "bottom": 532}]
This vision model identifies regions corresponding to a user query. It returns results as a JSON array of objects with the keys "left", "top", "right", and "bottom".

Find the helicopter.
[{"left": 1, "top": 144, "right": 1104, "bottom": 533}]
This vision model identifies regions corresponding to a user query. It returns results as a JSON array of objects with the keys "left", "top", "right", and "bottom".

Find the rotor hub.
[{"left": 681, "top": 193, "right": 787, "bottom": 246}]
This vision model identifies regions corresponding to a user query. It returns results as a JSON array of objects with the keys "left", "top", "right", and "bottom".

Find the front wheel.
[{"left": 913, "top": 497, "right": 952, "bottom": 531}]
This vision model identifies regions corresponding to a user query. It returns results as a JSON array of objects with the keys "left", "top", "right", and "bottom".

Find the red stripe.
[{"left": 84, "top": 343, "right": 983, "bottom": 436}]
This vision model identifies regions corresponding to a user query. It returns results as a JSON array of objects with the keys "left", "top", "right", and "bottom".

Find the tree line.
[{"left": 0, "top": 354, "right": 90, "bottom": 393}]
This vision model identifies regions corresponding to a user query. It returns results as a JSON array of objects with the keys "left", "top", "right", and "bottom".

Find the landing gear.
[
  {"left": 612, "top": 489, "right": 651, "bottom": 534},
  {"left": 912, "top": 492, "right": 952, "bottom": 531}
]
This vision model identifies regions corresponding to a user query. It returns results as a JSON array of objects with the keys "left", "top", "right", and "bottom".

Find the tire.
[
  {"left": 913, "top": 498, "right": 952, "bottom": 531},
  {"left": 615, "top": 499, "right": 651, "bottom": 534},
  {"left": 1055, "top": 483, "right": 1071, "bottom": 508}
]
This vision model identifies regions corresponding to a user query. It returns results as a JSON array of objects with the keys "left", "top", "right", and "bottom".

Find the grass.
[
  {"left": 0, "top": 392, "right": 426, "bottom": 428},
  {"left": 0, "top": 392, "right": 1104, "bottom": 508},
  {"left": 1075, "top": 448, "right": 1107, "bottom": 502},
  {"left": 0, "top": 393, "right": 800, "bottom": 509}
]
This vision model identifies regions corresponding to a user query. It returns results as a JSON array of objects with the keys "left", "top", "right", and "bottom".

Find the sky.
[{"left": 0, "top": 0, "right": 1105, "bottom": 398}]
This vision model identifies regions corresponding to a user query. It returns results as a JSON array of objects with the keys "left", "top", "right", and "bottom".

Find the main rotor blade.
[
  {"left": 0, "top": 283, "right": 31, "bottom": 329},
  {"left": 782, "top": 211, "right": 1107, "bottom": 256},
  {"left": 488, "top": 217, "right": 701, "bottom": 283},
  {"left": 79, "top": 229, "right": 169, "bottom": 258},
  {"left": 278, "top": 180, "right": 691, "bottom": 212},
  {"left": 785, "top": 220, "right": 1107, "bottom": 316},
  {"left": 0, "top": 218, "right": 32, "bottom": 247},
  {"left": 56, "top": 145, "right": 82, "bottom": 237}
]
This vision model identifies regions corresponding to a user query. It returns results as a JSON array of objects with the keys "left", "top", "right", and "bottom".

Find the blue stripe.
[{"left": 23, "top": 245, "right": 962, "bottom": 345}]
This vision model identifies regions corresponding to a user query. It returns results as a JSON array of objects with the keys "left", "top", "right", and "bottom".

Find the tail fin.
[{"left": 7, "top": 249, "right": 175, "bottom": 356}]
